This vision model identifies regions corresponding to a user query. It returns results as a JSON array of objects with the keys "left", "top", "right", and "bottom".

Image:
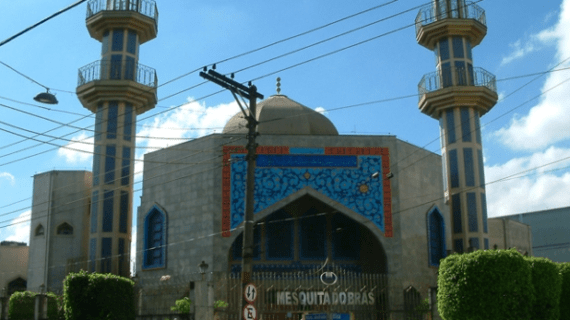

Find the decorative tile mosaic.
[{"left": 222, "top": 146, "right": 393, "bottom": 237}]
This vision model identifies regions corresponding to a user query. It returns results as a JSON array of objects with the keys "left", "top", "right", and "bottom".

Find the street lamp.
[
  {"left": 33, "top": 89, "right": 58, "bottom": 105},
  {"left": 198, "top": 261, "right": 208, "bottom": 280}
]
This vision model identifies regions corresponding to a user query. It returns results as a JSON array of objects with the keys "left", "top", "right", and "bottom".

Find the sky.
[{"left": 1, "top": 0, "right": 570, "bottom": 275}]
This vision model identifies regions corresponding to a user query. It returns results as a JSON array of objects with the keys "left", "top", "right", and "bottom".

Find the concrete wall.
[
  {"left": 0, "top": 245, "right": 28, "bottom": 294},
  {"left": 137, "top": 133, "right": 447, "bottom": 316},
  {"left": 27, "top": 171, "right": 91, "bottom": 293},
  {"left": 487, "top": 218, "right": 532, "bottom": 255}
]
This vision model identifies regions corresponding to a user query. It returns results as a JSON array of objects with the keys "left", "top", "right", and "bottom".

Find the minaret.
[
  {"left": 76, "top": 0, "right": 158, "bottom": 275},
  {"left": 416, "top": 0, "right": 497, "bottom": 253}
]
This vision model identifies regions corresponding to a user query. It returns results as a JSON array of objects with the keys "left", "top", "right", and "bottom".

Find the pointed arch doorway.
[{"left": 227, "top": 194, "right": 389, "bottom": 319}]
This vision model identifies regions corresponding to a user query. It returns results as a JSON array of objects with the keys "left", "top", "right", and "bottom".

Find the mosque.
[{"left": 21, "top": 0, "right": 536, "bottom": 319}]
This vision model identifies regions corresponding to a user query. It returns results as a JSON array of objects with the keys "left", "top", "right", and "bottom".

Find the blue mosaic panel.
[
  {"left": 454, "top": 239, "right": 464, "bottom": 254},
  {"left": 256, "top": 155, "right": 357, "bottom": 168},
  {"left": 230, "top": 155, "right": 384, "bottom": 231},
  {"left": 467, "top": 192, "right": 478, "bottom": 232}
]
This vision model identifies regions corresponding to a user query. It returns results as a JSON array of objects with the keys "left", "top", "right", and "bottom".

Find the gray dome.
[{"left": 222, "top": 95, "right": 338, "bottom": 135}]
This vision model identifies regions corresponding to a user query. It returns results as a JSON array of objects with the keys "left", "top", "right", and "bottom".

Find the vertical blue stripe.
[
  {"left": 93, "top": 145, "right": 101, "bottom": 186},
  {"left": 446, "top": 109, "right": 456, "bottom": 144},
  {"left": 121, "top": 146, "right": 130, "bottom": 186},
  {"left": 481, "top": 193, "right": 488, "bottom": 233},
  {"left": 452, "top": 37, "right": 464, "bottom": 58},
  {"left": 463, "top": 148, "right": 475, "bottom": 187},
  {"left": 105, "top": 145, "right": 116, "bottom": 184},
  {"left": 467, "top": 192, "right": 478, "bottom": 232},
  {"left": 95, "top": 105, "right": 103, "bottom": 141},
  {"left": 452, "top": 194, "right": 462, "bottom": 234},
  {"left": 469, "top": 237, "right": 480, "bottom": 250},
  {"left": 474, "top": 112, "right": 482, "bottom": 144},
  {"left": 119, "top": 191, "right": 128, "bottom": 233},
  {"left": 127, "top": 30, "right": 137, "bottom": 54},
  {"left": 91, "top": 191, "right": 98, "bottom": 234},
  {"left": 118, "top": 238, "right": 125, "bottom": 276},
  {"left": 484, "top": 238, "right": 489, "bottom": 250},
  {"left": 478, "top": 149, "right": 485, "bottom": 188},
  {"left": 89, "top": 238, "right": 97, "bottom": 272},
  {"left": 124, "top": 104, "right": 133, "bottom": 141},
  {"left": 112, "top": 29, "right": 124, "bottom": 51},
  {"left": 103, "top": 190, "right": 114, "bottom": 232},
  {"left": 449, "top": 149, "right": 459, "bottom": 188},
  {"left": 454, "top": 239, "right": 464, "bottom": 253},
  {"left": 460, "top": 109, "right": 471, "bottom": 142},
  {"left": 107, "top": 102, "right": 118, "bottom": 138},
  {"left": 439, "top": 38, "right": 450, "bottom": 61},
  {"left": 102, "top": 238, "right": 112, "bottom": 273}
]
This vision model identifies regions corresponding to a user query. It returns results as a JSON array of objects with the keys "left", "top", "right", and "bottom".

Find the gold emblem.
[
  {"left": 304, "top": 172, "right": 311, "bottom": 179},
  {"left": 359, "top": 184, "right": 369, "bottom": 193}
]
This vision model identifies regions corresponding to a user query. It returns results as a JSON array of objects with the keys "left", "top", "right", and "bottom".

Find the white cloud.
[
  {"left": 0, "top": 172, "right": 15, "bottom": 185},
  {"left": 485, "top": 147, "right": 570, "bottom": 217},
  {"left": 134, "top": 98, "right": 239, "bottom": 179},
  {"left": 57, "top": 132, "right": 94, "bottom": 164},
  {"left": 496, "top": 0, "right": 570, "bottom": 150},
  {"left": 4, "top": 210, "right": 31, "bottom": 245},
  {"left": 501, "top": 39, "right": 538, "bottom": 66}
]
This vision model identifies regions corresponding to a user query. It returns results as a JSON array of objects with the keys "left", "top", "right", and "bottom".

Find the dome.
[{"left": 222, "top": 95, "right": 338, "bottom": 135}]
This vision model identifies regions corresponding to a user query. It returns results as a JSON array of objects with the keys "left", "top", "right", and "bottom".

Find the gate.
[{"left": 214, "top": 264, "right": 389, "bottom": 320}]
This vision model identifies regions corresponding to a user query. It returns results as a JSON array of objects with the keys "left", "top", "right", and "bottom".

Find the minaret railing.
[
  {"left": 78, "top": 59, "right": 158, "bottom": 87},
  {"left": 86, "top": 0, "right": 159, "bottom": 24},
  {"left": 418, "top": 66, "right": 496, "bottom": 100},
  {"left": 415, "top": 2, "right": 486, "bottom": 34}
]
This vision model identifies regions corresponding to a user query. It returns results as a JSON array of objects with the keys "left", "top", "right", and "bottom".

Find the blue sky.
[{"left": 1, "top": 0, "right": 570, "bottom": 273}]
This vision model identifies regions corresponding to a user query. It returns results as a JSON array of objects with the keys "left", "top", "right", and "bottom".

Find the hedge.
[
  {"left": 63, "top": 270, "right": 135, "bottom": 320},
  {"left": 438, "top": 249, "right": 534, "bottom": 320},
  {"left": 8, "top": 291, "right": 64, "bottom": 320},
  {"left": 525, "top": 256, "right": 562, "bottom": 320},
  {"left": 559, "top": 262, "right": 570, "bottom": 320}
]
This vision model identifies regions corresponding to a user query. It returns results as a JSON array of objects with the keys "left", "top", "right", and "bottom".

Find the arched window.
[
  {"left": 8, "top": 277, "right": 27, "bottom": 295},
  {"left": 35, "top": 224, "right": 44, "bottom": 236},
  {"left": 143, "top": 205, "right": 167, "bottom": 270},
  {"left": 427, "top": 206, "right": 446, "bottom": 267},
  {"left": 57, "top": 222, "right": 73, "bottom": 235}
]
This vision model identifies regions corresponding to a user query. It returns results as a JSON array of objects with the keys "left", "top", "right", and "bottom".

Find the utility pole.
[{"left": 200, "top": 68, "right": 263, "bottom": 320}]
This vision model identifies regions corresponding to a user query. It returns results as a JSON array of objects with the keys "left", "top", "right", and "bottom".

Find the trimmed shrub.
[
  {"left": 8, "top": 291, "right": 64, "bottom": 320},
  {"left": 63, "top": 270, "right": 135, "bottom": 320},
  {"left": 438, "top": 249, "right": 534, "bottom": 320},
  {"left": 525, "top": 256, "right": 562, "bottom": 320},
  {"left": 560, "top": 262, "right": 570, "bottom": 320}
]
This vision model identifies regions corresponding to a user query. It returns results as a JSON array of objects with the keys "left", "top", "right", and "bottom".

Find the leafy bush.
[
  {"left": 438, "top": 249, "right": 534, "bottom": 320},
  {"left": 63, "top": 270, "right": 135, "bottom": 320},
  {"left": 214, "top": 300, "right": 228, "bottom": 309},
  {"left": 525, "top": 256, "right": 562, "bottom": 320},
  {"left": 559, "top": 262, "right": 570, "bottom": 320},
  {"left": 170, "top": 297, "right": 191, "bottom": 314},
  {"left": 8, "top": 291, "right": 64, "bottom": 320}
]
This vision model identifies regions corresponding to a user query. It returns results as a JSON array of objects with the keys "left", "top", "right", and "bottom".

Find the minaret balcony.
[
  {"left": 418, "top": 66, "right": 498, "bottom": 119},
  {"left": 86, "top": 0, "right": 158, "bottom": 44},
  {"left": 416, "top": 2, "right": 486, "bottom": 49},
  {"left": 76, "top": 59, "right": 157, "bottom": 114}
]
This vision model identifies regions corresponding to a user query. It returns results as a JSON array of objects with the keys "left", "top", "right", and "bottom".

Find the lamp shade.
[{"left": 34, "top": 91, "right": 58, "bottom": 104}]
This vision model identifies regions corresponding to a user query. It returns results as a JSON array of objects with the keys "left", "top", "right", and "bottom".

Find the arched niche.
[
  {"left": 229, "top": 194, "right": 387, "bottom": 274},
  {"left": 56, "top": 222, "right": 74, "bottom": 235}
]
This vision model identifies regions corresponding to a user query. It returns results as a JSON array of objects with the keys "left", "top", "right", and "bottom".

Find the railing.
[
  {"left": 78, "top": 59, "right": 158, "bottom": 88},
  {"left": 418, "top": 66, "right": 497, "bottom": 99},
  {"left": 86, "top": 0, "right": 159, "bottom": 27},
  {"left": 415, "top": 1, "right": 486, "bottom": 35}
]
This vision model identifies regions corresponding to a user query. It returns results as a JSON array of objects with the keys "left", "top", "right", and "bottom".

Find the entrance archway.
[{"left": 226, "top": 195, "right": 388, "bottom": 319}]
